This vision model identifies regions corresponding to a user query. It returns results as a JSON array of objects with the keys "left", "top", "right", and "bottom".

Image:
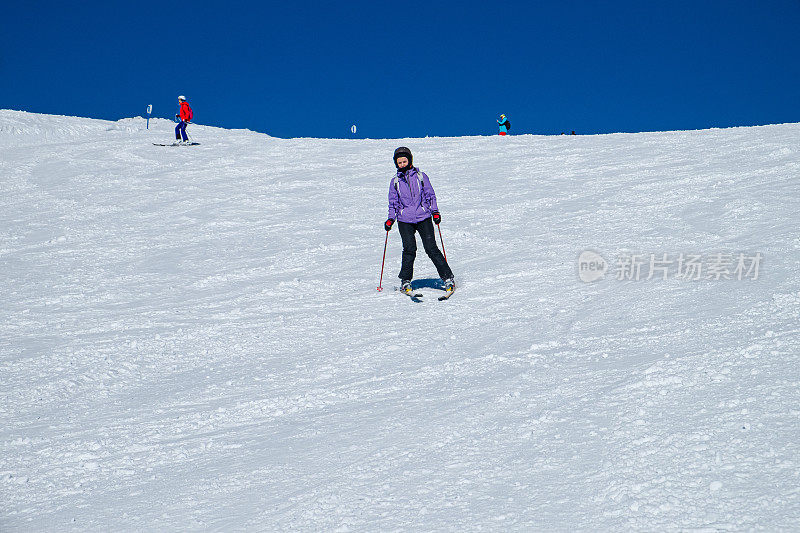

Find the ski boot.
[
  {"left": 439, "top": 278, "right": 456, "bottom": 300},
  {"left": 400, "top": 280, "right": 412, "bottom": 294}
]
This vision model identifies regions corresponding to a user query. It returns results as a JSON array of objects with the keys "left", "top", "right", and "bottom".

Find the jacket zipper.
[{"left": 399, "top": 169, "right": 422, "bottom": 217}]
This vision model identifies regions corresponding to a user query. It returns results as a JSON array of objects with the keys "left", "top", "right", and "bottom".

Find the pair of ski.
[
  {"left": 152, "top": 142, "right": 201, "bottom": 146},
  {"left": 398, "top": 285, "right": 455, "bottom": 301}
]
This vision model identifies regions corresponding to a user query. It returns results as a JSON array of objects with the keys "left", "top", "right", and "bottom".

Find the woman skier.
[
  {"left": 384, "top": 147, "right": 455, "bottom": 296},
  {"left": 175, "top": 95, "right": 193, "bottom": 144}
]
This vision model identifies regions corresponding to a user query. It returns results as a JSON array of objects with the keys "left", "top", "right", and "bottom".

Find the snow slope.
[{"left": 1, "top": 109, "right": 799, "bottom": 531}]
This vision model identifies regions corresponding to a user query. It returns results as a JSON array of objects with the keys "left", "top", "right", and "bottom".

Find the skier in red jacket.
[{"left": 175, "top": 95, "right": 193, "bottom": 144}]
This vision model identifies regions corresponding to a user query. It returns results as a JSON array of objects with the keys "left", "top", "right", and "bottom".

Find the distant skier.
[
  {"left": 384, "top": 147, "right": 455, "bottom": 295},
  {"left": 174, "top": 95, "right": 193, "bottom": 144},
  {"left": 498, "top": 114, "right": 510, "bottom": 136}
]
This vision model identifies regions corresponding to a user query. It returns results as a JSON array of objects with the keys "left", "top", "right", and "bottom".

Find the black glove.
[
  {"left": 175, "top": 114, "right": 179, "bottom": 120},
  {"left": 432, "top": 211, "right": 441, "bottom": 225},
  {"left": 384, "top": 219, "right": 394, "bottom": 232}
]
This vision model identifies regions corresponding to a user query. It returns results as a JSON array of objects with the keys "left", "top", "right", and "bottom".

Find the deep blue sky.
[{"left": 3, "top": 1, "right": 800, "bottom": 138}]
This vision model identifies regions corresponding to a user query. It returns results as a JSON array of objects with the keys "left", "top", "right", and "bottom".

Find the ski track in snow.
[{"left": 1, "top": 110, "right": 799, "bottom": 531}]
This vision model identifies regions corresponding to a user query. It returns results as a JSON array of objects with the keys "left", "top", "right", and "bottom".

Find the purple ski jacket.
[{"left": 387, "top": 167, "right": 440, "bottom": 224}]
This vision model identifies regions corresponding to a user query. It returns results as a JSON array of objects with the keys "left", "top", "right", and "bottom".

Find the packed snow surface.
[{"left": 1, "top": 110, "right": 799, "bottom": 531}]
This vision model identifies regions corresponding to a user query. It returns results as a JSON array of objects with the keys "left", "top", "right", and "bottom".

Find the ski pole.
[
  {"left": 377, "top": 230, "right": 389, "bottom": 291},
  {"left": 437, "top": 224, "right": 447, "bottom": 262}
]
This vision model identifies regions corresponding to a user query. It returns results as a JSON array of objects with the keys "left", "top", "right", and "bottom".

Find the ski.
[
  {"left": 152, "top": 142, "right": 201, "bottom": 146},
  {"left": 395, "top": 287, "right": 423, "bottom": 300}
]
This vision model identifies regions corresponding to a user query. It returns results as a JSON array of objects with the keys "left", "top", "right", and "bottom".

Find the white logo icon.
[{"left": 578, "top": 251, "right": 607, "bottom": 282}]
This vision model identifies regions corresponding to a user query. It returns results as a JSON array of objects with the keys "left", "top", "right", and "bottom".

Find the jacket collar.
[{"left": 397, "top": 166, "right": 416, "bottom": 179}]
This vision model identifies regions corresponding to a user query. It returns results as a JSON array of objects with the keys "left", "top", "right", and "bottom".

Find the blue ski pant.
[{"left": 175, "top": 121, "right": 188, "bottom": 141}]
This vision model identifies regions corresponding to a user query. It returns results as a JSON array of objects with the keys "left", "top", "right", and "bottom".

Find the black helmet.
[{"left": 393, "top": 146, "right": 413, "bottom": 168}]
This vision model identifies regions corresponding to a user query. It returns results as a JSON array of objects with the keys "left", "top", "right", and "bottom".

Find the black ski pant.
[{"left": 397, "top": 217, "right": 453, "bottom": 281}]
